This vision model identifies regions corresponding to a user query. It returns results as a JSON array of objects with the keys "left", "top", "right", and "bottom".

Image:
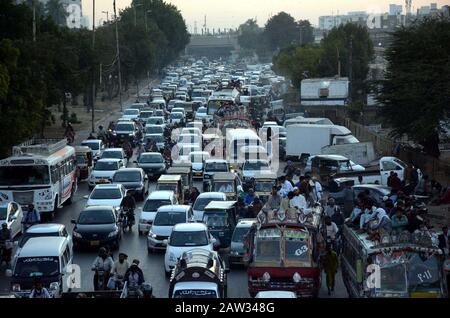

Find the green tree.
[
  {"left": 318, "top": 23, "right": 374, "bottom": 101},
  {"left": 377, "top": 18, "right": 450, "bottom": 157},
  {"left": 263, "top": 12, "right": 299, "bottom": 52},
  {"left": 238, "top": 19, "right": 262, "bottom": 53},
  {"left": 298, "top": 20, "right": 314, "bottom": 46},
  {"left": 272, "top": 44, "right": 322, "bottom": 88}
]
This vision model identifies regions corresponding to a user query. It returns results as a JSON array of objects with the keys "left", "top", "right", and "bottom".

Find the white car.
[
  {"left": 176, "top": 144, "right": 201, "bottom": 163},
  {"left": 177, "top": 134, "right": 201, "bottom": 147},
  {"left": 181, "top": 127, "right": 202, "bottom": 137},
  {"left": 171, "top": 107, "right": 186, "bottom": 118},
  {"left": 303, "top": 155, "right": 365, "bottom": 174},
  {"left": 164, "top": 223, "right": 217, "bottom": 276},
  {"left": 86, "top": 184, "right": 127, "bottom": 208},
  {"left": 192, "top": 192, "right": 226, "bottom": 222},
  {"left": 194, "top": 107, "right": 208, "bottom": 121},
  {"left": 0, "top": 202, "right": 23, "bottom": 238},
  {"left": 189, "top": 151, "right": 210, "bottom": 178},
  {"left": 169, "top": 112, "right": 185, "bottom": 125},
  {"left": 100, "top": 148, "right": 128, "bottom": 167},
  {"left": 139, "top": 191, "right": 178, "bottom": 234},
  {"left": 88, "top": 158, "right": 124, "bottom": 190},
  {"left": 81, "top": 139, "right": 105, "bottom": 159},
  {"left": 147, "top": 205, "right": 194, "bottom": 252},
  {"left": 122, "top": 108, "right": 140, "bottom": 120}
]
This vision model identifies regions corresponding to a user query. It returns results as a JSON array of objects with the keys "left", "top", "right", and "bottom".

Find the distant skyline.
[{"left": 82, "top": 0, "right": 449, "bottom": 29}]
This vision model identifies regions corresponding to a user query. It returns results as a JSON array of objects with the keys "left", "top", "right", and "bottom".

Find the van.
[{"left": 8, "top": 236, "right": 73, "bottom": 297}]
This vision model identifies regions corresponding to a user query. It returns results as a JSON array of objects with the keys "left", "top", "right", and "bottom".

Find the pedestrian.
[
  {"left": 189, "top": 187, "right": 200, "bottom": 204},
  {"left": 324, "top": 198, "right": 340, "bottom": 218},
  {"left": 415, "top": 175, "right": 430, "bottom": 196},
  {"left": 22, "top": 204, "right": 41, "bottom": 231},
  {"left": 0, "top": 223, "right": 13, "bottom": 266},
  {"left": 323, "top": 244, "right": 339, "bottom": 296}
]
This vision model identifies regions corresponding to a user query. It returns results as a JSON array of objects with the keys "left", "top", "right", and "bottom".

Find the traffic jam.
[{"left": 0, "top": 58, "right": 449, "bottom": 299}]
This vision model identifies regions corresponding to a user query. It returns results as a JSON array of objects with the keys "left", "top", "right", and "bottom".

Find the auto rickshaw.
[
  {"left": 253, "top": 172, "right": 277, "bottom": 203},
  {"left": 210, "top": 172, "right": 243, "bottom": 201},
  {"left": 156, "top": 174, "right": 184, "bottom": 203},
  {"left": 202, "top": 201, "right": 237, "bottom": 248},
  {"left": 166, "top": 166, "right": 192, "bottom": 200},
  {"left": 75, "top": 146, "right": 93, "bottom": 181}
]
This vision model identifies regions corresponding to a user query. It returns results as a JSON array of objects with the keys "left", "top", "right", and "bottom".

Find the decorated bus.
[{"left": 0, "top": 139, "right": 77, "bottom": 217}]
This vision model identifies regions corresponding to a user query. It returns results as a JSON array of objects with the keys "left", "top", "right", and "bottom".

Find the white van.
[{"left": 8, "top": 236, "right": 73, "bottom": 297}]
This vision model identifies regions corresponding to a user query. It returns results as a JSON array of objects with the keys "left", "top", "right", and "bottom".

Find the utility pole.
[
  {"left": 32, "top": 0, "right": 36, "bottom": 42},
  {"left": 114, "top": 0, "right": 123, "bottom": 112},
  {"left": 348, "top": 36, "right": 353, "bottom": 104},
  {"left": 91, "top": 0, "right": 96, "bottom": 133},
  {"left": 336, "top": 45, "right": 341, "bottom": 77}
]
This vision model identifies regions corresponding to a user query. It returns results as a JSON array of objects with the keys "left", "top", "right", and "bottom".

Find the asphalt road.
[{"left": 0, "top": 152, "right": 348, "bottom": 298}]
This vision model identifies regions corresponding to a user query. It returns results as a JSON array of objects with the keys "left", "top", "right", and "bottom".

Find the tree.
[
  {"left": 238, "top": 19, "right": 262, "bottom": 53},
  {"left": 318, "top": 23, "right": 374, "bottom": 102},
  {"left": 45, "top": 0, "right": 68, "bottom": 26},
  {"left": 263, "top": 12, "right": 299, "bottom": 52},
  {"left": 377, "top": 17, "right": 450, "bottom": 157},
  {"left": 298, "top": 20, "right": 314, "bottom": 46},
  {"left": 272, "top": 44, "right": 322, "bottom": 88}
]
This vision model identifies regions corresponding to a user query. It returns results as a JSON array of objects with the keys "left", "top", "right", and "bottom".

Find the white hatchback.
[{"left": 86, "top": 184, "right": 126, "bottom": 209}]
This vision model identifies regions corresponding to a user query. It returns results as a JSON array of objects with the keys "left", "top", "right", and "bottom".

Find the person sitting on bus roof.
[
  {"left": 290, "top": 188, "right": 307, "bottom": 211},
  {"left": 358, "top": 198, "right": 378, "bottom": 233},
  {"left": 346, "top": 199, "right": 364, "bottom": 227},
  {"left": 369, "top": 208, "right": 391, "bottom": 234},
  {"left": 391, "top": 208, "right": 409, "bottom": 234}
]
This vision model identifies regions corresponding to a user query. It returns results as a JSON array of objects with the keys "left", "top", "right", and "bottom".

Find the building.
[
  {"left": 300, "top": 77, "right": 349, "bottom": 106},
  {"left": 389, "top": 4, "right": 403, "bottom": 15}
]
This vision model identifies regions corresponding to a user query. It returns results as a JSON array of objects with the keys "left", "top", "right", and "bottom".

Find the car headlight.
[
  {"left": 148, "top": 231, "right": 157, "bottom": 239},
  {"left": 169, "top": 253, "right": 176, "bottom": 262},
  {"left": 108, "top": 229, "right": 119, "bottom": 238},
  {"left": 45, "top": 192, "right": 53, "bottom": 200},
  {"left": 231, "top": 250, "right": 240, "bottom": 256},
  {"left": 262, "top": 272, "right": 271, "bottom": 282},
  {"left": 73, "top": 231, "right": 82, "bottom": 239},
  {"left": 293, "top": 272, "right": 301, "bottom": 283},
  {"left": 12, "top": 284, "right": 21, "bottom": 292}
]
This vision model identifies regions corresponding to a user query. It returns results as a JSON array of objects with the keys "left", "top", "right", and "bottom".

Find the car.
[
  {"left": 139, "top": 191, "right": 178, "bottom": 234},
  {"left": 169, "top": 112, "right": 185, "bottom": 125},
  {"left": 100, "top": 148, "right": 128, "bottom": 167},
  {"left": 153, "top": 109, "right": 166, "bottom": 118},
  {"left": 177, "top": 134, "right": 202, "bottom": 147},
  {"left": 86, "top": 184, "right": 126, "bottom": 208},
  {"left": 135, "top": 152, "right": 166, "bottom": 179},
  {"left": 181, "top": 127, "right": 202, "bottom": 137},
  {"left": 144, "top": 125, "right": 164, "bottom": 135},
  {"left": 128, "top": 103, "right": 146, "bottom": 112},
  {"left": 189, "top": 151, "right": 210, "bottom": 178},
  {"left": 143, "top": 134, "right": 166, "bottom": 152},
  {"left": 176, "top": 144, "right": 201, "bottom": 162},
  {"left": 194, "top": 106, "right": 208, "bottom": 121},
  {"left": 164, "top": 223, "right": 217, "bottom": 276},
  {"left": 122, "top": 108, "right": 140, "bottom": 120},
  {"left": 112, "top": 121, "right": 138, "bottom": 146},
  {"left": 81, "top": 139, "right": 105, "bottom": 160},
  {"left": 139, "top": 110, "right": 154, "bottom": 121},
  {"left": 0, "top": 202, "right": 23, "bottom": 238},
  {"left": 352, "top": 184, "right": 393, "bottom": 207},
  {"left": 71, "top": 206, "right": 121, "bottom": 250},
  {"left": 303, "top": 155, "right": 365, "bottom": 174},
  {"left": 229, "top": 219, "right": 256, "bottom": 266},
  {"left": 147, "top": 205, "right": 194, "bottom": 253},
  {"left": 88, "top": 158, "right": 124, "bottom": 190},
  {"left": 146, "top": 116, "right": 166, "bottom": 127},
  {"left": 203, "top": 159, "right": 229, "bottom": 182},
  {"left": 111, "top": 168, "right": 148, "bottom": 201},
  {"left": 192, "top": 192, "right": 227, "bottom": 222},
  {"left": 241, "top": 160, "right": 272, "bottom": 188},
  {"left": 16, "top": 223, "right": 72, "bottom": 252},
  {"left": 171, "top": 107, "right": 186, "bottom": 118}
]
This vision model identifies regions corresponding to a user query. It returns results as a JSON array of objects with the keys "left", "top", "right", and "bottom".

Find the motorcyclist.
[
  {"left": 124, "top": 259, "right": 145, "bottom": 297},
  {"left": 97, "top": 125, "right": 107, "bottom": 142},
  {"left": 110, "top": 253, "right": 129, "bottom": 290},
  {"left": 22, "top": 204, "right": 41, "bottom": 231},
  {"left": 120, "top": 191, "right": 136, "bottom": 227},
  {"left": 91, "top": 247, "right": 114, "bottom": 291},
  {"left": 123, "top": 138, "right": 133, "bottom": 161},
  {"left": 64, "top": 122, "right": 75, "bottom": 144}
]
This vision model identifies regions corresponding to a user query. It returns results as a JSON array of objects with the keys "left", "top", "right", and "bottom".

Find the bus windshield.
[
  {"left": 284, "top": 229, "right": 310, "bottom": 263},
  {"left": 407, "top": 253, "right": 442, "bottom": 292},
  {"left": 0, "top": 165, "right": 50, "bottom": 186},
  {"left": 255, "top": 228, "right": 281, "bottom": 262}
]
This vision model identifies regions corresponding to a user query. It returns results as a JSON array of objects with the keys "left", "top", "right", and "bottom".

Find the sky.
[{"left": 81, "top": 0, "right": 449, "bottom": 29}]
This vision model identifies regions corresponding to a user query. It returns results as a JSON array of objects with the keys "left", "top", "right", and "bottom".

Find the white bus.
[
  {"left": 225, "top": 129, "right": 262, "bottom": 167},
  {"left": 0, "top": 139, "right": 77, "bottom": 217}
]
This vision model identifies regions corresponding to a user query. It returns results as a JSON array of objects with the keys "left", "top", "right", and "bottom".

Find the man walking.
[{"left": 323, "top": 244, "right": 339, "bottom": 296}]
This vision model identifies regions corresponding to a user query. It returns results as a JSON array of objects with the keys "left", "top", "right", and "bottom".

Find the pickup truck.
[{"left": 306, "top": 155, "right": 407, "bottom": 187}]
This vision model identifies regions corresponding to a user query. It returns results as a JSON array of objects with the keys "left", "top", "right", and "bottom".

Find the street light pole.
[
  {"left": 91, "top": 0, "right": 96, "bottom": 133},
  {"left": 114, "top": 0, "right": 123, "bottom": 112}
]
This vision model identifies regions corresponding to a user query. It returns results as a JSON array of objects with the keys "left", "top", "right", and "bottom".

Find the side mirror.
[
  {"left": 70, "top": 219, "right": 76, "bottom": 225},
  {"left": 83, "top": 195, "right": 89, "bottom": 199},
  {"left": 5, "top": 269, "right": 13, "bottom": 277}
]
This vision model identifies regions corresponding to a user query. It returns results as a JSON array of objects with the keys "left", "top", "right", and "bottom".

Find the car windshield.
[
  {"left": 0, "top": 165, "right": 50, "bottom": 186},
  {"left": 124, "top": 109, "right": 139, "bottom": 115},
  {"left": 244, "top": 161, "right": 270, "bottom": 171},
  {"left": 284, "top": 230, "right": 310, "bottom": 263},
  {"left": 14, "top": 257, "right": 60, "bottom": 278},
  {"left": 255, "top": 181, "right": 274, "bottom": 192},
  {"left": 194, "top": 197, "right": 223, "bottom": 211},
  {"left": 171, "top": 113, "right": 183, "bottom": 119},
  {"left": 173, "top": 289, "right": 217, "bottom": 298},
  {"left": 90, "top": 188, "right": 122, "bottom": 200},
  {"left": 140, "top": 112, "right": 152, "bottom": 118},
  {"left": 169, "top": 230, "right": 209, "bottom": 247},
  {"left": 154, "top": 212, "right": 186, "bottom": 226},
  {"left": 101, "top": 151, "right": 122, "bottom": 160},
  {"left": 19, "top": 232, "right": 60, "bottom": 248},
  {"left": 94, "top": 161, "right": 119, "bottom": 171},
  {"left": 143, "top": 199, "right": 171, "bottom": 212},
  {"left": 145, "top": 126, "right": 163, "bottom": 134},
  {"left": 190, "top": 153, "right": 208, "bottom": 163},
  {"left": 145, "top": 135, "right": 164, "bottom": 143},
  {"left": 255, "top": 228, "right": 281, "bottom": 262},
  {"left": 115, "top": 123, "right": 134, "bottom": 131},
  {"left": 197, "top": 108, "right": 206, "bottom": 114},
  {"left": 203, "top": 213, "right": 228, "bottom": 228},
  {"left": 179, "top": 147, "right": 197, "bottom": 156},
  {"left": 113, "top": 171, "right": 141, "bottom": 182},
  {"left": 82, "top": 142, "right": 99, "bottom": 150},
  {"left": 0, "top": 207, "right": 7, "bottom": 220},
  {"left": 140, "top": 155, "right": 163, "bottom": 164},
  {"left": 213, "top": 181, "right": 234, "bottom": 192},
  {"left": 232, "top": 226, "right": 251, "bottom": 242},
  {"left": 407, "top": 253, "right": 441, "bottom": 292},
  {"left": 147, "top": 118, "right": 164, "bottom": 125},
  {"left": 205, "top": 162, "right": 228, "bottom": 172},
  {"left": 78, "top": 210, "right": 115, "bottom": 224}
]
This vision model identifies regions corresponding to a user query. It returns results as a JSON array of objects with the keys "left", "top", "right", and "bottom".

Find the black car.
[
  {"left": 112, "top": 168, "right": 149, "bottom": 201},
  {"left": 113, "top": 121, "right": 138, "bottom": 146},
  {"left": 135, "top": 152, "right": 167, "bottom": 179},
  {"left": 71, "top": 206, "right": 121, "bottom": 250}
]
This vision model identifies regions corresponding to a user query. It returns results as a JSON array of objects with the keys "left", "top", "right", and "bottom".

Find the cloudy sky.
[{"left": 82, "top": 0, "right": 448, "bottom": 29}]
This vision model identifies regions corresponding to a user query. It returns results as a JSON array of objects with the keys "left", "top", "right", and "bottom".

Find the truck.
[{"left": 286, "top": 124, "right": 359, "bottom": 160}]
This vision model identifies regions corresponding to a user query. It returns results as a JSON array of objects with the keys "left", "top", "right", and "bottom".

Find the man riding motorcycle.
[
  {"left": 110, "top": 253, "right": 129, "bottom": 290},
  {"left": 124, "top": 259, "right": 145, "bottom": 298},
  {"left": 120, "top": 191, "right": 136, "bottom": 230},
  {"left": 123, "top": 138, "right": 133, "bottom": 161},
  {"left": 91, "top": 247, "right": 114, "bottom": 291}
]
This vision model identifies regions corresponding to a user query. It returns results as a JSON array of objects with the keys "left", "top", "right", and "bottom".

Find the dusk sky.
[{"left": 82, "top": 0, "right": 449, "bottom": 29}]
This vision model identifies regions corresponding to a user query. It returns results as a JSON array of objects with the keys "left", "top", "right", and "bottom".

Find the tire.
[{"left": 50, "top": 197, "right": 58, "bottom": 220}]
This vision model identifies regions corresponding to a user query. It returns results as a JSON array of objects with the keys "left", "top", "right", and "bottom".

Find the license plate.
[
  {"left": 98, "top": 179, "right": 109, "bottom": 184},
  {"left": 91, "top": 241, "right": 100, "bottom": 246}
]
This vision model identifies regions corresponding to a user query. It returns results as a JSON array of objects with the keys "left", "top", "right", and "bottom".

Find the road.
[{"left": 0, "top": 155, "right": 348, "bottom": 298}]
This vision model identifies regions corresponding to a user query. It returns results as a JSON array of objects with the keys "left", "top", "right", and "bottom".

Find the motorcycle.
[
  {"left": 93, "top": 266, "right": 107, "bottom": 291},
  {"left": 120, "top": 208, "right": 135, "bottom": 232}
]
